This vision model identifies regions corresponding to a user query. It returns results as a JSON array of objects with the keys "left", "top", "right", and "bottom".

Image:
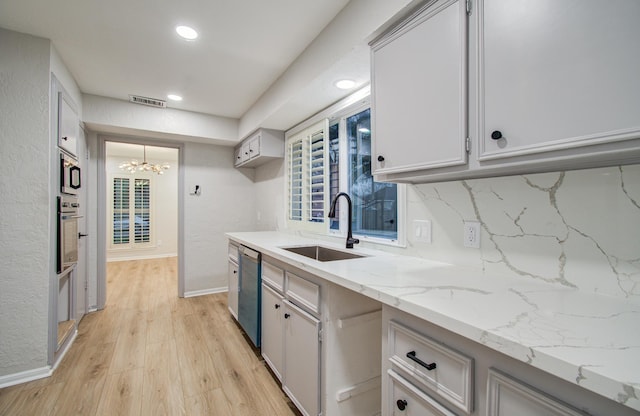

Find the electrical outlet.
[{"left": 463, "top": 221, "right": 480, "bottom": 248}]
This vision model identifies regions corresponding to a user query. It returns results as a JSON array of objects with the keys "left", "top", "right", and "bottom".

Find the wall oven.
[
  {"left": 57, "top": 196, "right": 80, "bottom": 273},
  {"left": 60, "top": 152, "right": 81, "bottom": 195}
]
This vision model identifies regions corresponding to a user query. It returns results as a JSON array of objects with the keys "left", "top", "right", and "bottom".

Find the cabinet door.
[
  {"left": 478, "top": 0, "right": 640, "bottom": 160},
  {"left": 240, "top": 142, "right": 251, "bottom": 163},
  {"left": 372, "top": 0, "right": 468, "bottom": 175},
  {"left": 58, "top": 92, "right": 78, "bottom": 157},
  {"left": 283, "top": 300, "right": 321, "bottom": 416},
  {"left": 261, "top": 283, "right": 284, "bottom": 381},
  {"left": 227, "top": 260, "right": 239, "bottom": 319},
  {"left": 248, "top": 134, "right": 261, "bottom": 159},
  {"left": 234, "top": 146, "right": 243, "bottom": 166}
]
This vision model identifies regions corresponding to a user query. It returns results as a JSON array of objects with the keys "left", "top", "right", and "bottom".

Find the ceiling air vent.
[{"left": 129, "top": 95, "right": 167, "bottom": 108}]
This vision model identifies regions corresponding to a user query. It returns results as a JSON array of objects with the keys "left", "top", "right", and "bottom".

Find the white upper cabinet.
[
  {"left": 478, "top": 0, "right": 640, "bottom": 161},
  {"left": 371, "top": 0, "right": 640, "bottom": 183},
  {"left": 234, "top": 128, "right": 284, "bottom": 168},
  {"left": 58, "top": 91, "right": 79, "bottom": 157},
  {"left": 371, "top": 0, "right": 468, "bottom": 175}
]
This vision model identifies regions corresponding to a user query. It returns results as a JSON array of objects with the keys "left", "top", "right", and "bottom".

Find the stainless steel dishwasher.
[{"left": 238, "top": 245, "right": 261, "bottom": 347}]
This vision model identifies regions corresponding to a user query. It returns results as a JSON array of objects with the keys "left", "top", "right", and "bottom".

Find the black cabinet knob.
[
  {"left": 377, "top": 155, "right": 385, "bottom": 162},
  {"left": 274, "top": 304, "right": 280, "bottom": 309},
  {"left": 284, "top": 313, "right": 290, "bottom": 319},
  {"left": 396, "top": 399, "right": 408, "bottom": 411},
  {"left": 491, "top": 130, "right": 503, "bottom": 140}
]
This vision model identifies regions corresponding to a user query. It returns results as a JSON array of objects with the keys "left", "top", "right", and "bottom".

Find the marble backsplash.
[{"left": 403, "top": 164, "right": 640, "bottom": 299}]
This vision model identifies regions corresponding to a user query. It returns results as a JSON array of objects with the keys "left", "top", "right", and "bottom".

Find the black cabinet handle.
[
  {"left": 233, "top": 270, "right": 237, "bottom": 274},
  {"left": 78, "top": 233, "right": 88, "bottom": 238},
  {"left": 491, "top": 130, "right": 503, "bottom": 140},
  {"left": 377, "top": 155, "right": 385, "bottom": 162},
  {"left": 396, "top": 399, "right": 407, "bottom": 411},
  {"left": 284, "top": 313, "right": 290, "bottom": 319},
  {"left": 406, "top": 351, "right": 436, "bottom": 371},
  {"left": 274, "top": 304, "right": 280, "bottom": 309},
  {"left": 62, "top": 136, "right": 68, "bottom": 141}
]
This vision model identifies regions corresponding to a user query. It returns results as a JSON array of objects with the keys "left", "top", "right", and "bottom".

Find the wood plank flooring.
[{"left": 0, "top": 257, "right": 300, "bottom": 416}]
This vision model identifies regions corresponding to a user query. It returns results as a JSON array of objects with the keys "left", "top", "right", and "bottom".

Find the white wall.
[
  {"left": 0, "top": 29, "right": 52, "bottom": 378},
  {"left": 105, "top": 150, "right": 178, "bottom": 261},
  {"left": 254, "top": 159, "right": 286, "bottom": 231},
  {"left": 183, "top": 142, "right": 257, "bottom": 295},
  {"left": 83, "top": 94, "right": 238, "bottom": 145}
]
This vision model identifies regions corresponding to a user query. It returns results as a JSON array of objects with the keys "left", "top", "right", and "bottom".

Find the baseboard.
[
  {"left": 0, "top": 366, "right": 52, "bottom": 389},
  {"left": 106, "top": 253, "right": 178, "bottom": 262},
  {"left": 184, "top": 286, "right": 227, "bottom": 298}
]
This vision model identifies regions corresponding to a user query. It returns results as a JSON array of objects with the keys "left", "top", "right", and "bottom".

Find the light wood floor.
[{"left": 0, "top": 257, "right": 300, "bottom": 416}]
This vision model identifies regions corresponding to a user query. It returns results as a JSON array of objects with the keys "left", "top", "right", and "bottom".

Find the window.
[
  {"left": 286, "top": 121, "right": 329, "bottom": 232},
  {"left": 330, "top": 108, "right": 398, "bottom": 242},
  {"left": 111, "top": 175, "right": 152, "bottom": 247},
  {"left": 287, "top": 98, "right": 403, "bottom": 244}
]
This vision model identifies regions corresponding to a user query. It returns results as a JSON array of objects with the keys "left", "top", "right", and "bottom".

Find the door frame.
[{"left": 96, "top": 135, "right": 185, "bottom": 309}]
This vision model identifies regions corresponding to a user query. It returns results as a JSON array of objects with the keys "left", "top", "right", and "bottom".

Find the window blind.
[
  {"left": 288, "top": 138, "right": 303, "bottom": 221},
  {"left": 134, "top": 179, "right": 150, "bottom": 243},
  {"left": 113, "top": 177, "right": 130, "bottom": 245},
  {"left": 308, "top": 129, "right": 325, "bottom": 223}
]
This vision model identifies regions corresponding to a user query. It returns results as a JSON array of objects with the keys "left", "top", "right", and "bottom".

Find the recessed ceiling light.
[
  {"left": 167, "top": 94, "right": 183, "bottom": 101},
  {"left": 176, "top": 25, "right": 198, "bottom": 40},
  {"left": 335, "top": 79, "right": 355, "bottom": 90}
]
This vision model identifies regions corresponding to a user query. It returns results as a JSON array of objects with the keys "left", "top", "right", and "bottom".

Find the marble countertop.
[{"left": 227, "top": 231, "right": 640, "bottom": 412}]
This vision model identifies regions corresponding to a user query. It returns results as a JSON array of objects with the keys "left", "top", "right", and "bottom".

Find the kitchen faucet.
[{"left": 328, "top": 192, "right": 360, "bottom": 249}]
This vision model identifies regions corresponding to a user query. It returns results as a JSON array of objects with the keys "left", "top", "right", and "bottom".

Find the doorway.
[{"left": 98, "top": 138, "right": 183, "bottom": 309}]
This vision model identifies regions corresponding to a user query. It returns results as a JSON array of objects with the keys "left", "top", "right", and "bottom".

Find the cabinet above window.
[{"left": 234, "top": 128, "right": 285, "bottom": 168}]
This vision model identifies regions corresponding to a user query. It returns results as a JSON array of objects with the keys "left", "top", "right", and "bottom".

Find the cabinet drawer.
[
  {"left": 388, "top": 320, "right": 473, "bottom": 414},
  {"left": 286, "top": 272, "right": 320, "bottom": 315},
  {"left": 228, "top": 243, "right": 239, "bottom": 263},
  {"left": 388, "top": 370, "right": 455, "bottom": 416},
  {"left": 262, "top": 261, "right": 285, "bottom": 293},
  {"left": 487, "top": 369, "right": 586, "bottom": 416}
]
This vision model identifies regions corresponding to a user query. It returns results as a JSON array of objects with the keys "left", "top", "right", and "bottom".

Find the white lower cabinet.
[
  {"left": 261, "top": 283, "right": 284, "bottom": 381},
  {"left": 382, "top": 305, "right": 636, "bottom": 416},
  {"left": 283, "top": 299, "right": 321, "bottom": 416},
  {"left": 260, "top": 256, "right": 383, "bottom": 416},
  {"left": 227, "top": 242, "right": 239, "bottom": 319}
]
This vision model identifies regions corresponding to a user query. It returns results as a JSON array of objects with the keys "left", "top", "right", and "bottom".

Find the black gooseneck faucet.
[{"left": 328, "top": 192, "right": 360, "bottom": 249}]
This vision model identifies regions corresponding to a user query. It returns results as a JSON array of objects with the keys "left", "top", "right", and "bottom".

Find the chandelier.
[{"left": 119, "top": 145, "right": 170, "bottom": 175}]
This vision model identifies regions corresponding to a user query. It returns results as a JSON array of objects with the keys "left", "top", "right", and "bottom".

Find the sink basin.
[{"left": 281, "top": 245, "right": 366, "bottom": 262}]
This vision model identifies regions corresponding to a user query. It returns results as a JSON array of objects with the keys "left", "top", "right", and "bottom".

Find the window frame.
[
  {"left": 285, "top": 91, "right": 406, "bottom": 247},
  {"left": 108, "top": 172, "right": 155, "bottom": 250}
]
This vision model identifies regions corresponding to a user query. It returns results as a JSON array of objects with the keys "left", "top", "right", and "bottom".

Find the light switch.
[{"left": 413, "top": 220, "right": 432, "bottom": 243}]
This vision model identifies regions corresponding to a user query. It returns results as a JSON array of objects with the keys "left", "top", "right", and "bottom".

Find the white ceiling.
[{"left": 0, "top": 0, "right": 352, "bottom": 119}]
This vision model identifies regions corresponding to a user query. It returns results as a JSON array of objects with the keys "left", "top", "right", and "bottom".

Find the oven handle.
[
  {"left": 61, "top": 214, "right": 84, "bottom": 219},
  {"left": 70, "top": 166, "right": 81, "bottom": 189}
]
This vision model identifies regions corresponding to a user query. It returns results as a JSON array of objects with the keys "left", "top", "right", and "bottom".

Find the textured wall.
[
  {"left": 183, "top": 142, "right": 257, "bottom": 293},
  {"left": 0, "top": 29, "right": 52, "bottom": 377}
]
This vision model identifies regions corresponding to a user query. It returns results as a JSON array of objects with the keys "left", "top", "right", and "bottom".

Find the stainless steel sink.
[{"left": 281, "top": 245, "right": 366, "bottom": 262}]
